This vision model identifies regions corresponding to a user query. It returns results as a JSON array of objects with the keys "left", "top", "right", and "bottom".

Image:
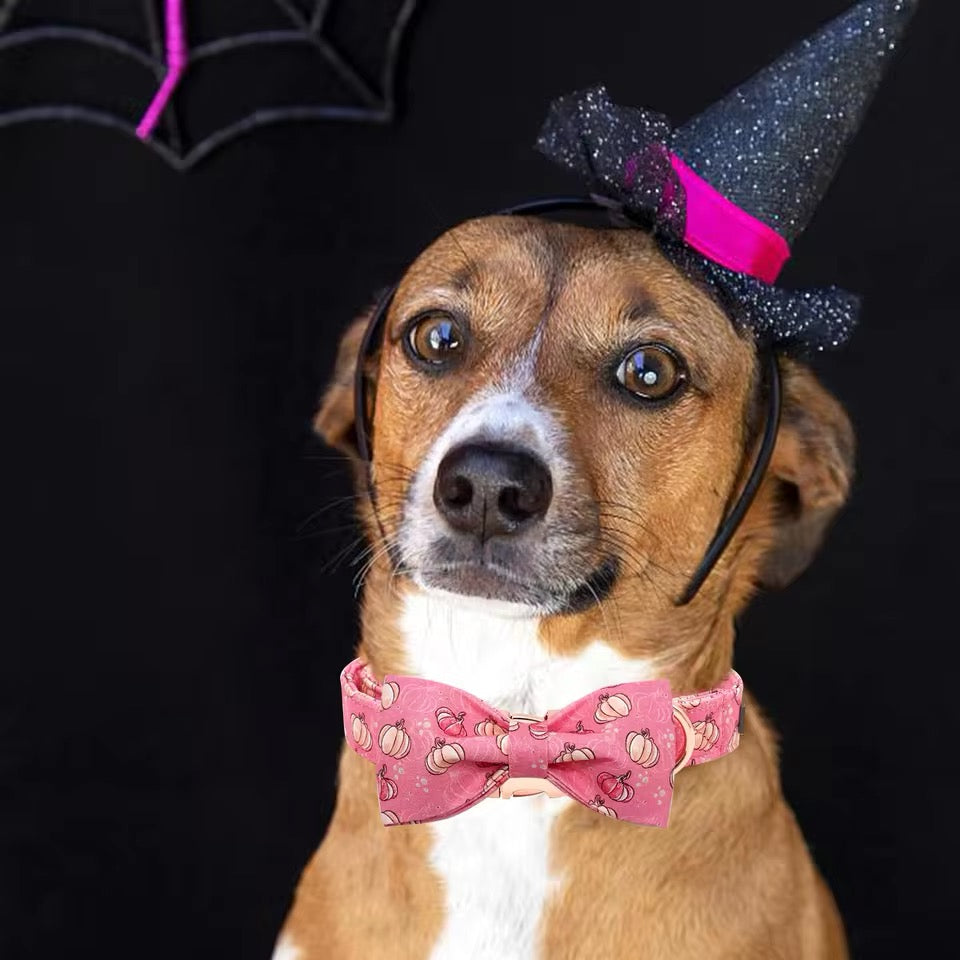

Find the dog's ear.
[
  {"left": 313, "top": 307, "right": 378, "bottom": 458},
  {"left": 757, "top": 358, "right": 855, "bottom": 590}
]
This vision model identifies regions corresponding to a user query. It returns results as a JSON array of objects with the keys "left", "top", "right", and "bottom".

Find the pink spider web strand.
[{"left": 136, "top": 0, "right": 187, "bottom": 140}]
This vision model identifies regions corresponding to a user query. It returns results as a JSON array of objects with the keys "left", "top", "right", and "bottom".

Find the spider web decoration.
[{"left": 0, "top": 0, "right": 419, "bottom": 169}]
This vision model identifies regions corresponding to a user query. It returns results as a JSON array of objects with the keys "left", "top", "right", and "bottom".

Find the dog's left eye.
[
  {"left": 615, "top": 344, "right": 686, "bottom": 401},
  {"left": 406, "top": 312, "right": 465, "bottom": 367}
]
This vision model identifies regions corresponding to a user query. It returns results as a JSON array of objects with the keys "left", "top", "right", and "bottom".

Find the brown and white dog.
[{"left": 275, "top": 214, "right": 853, "bottom": 959}]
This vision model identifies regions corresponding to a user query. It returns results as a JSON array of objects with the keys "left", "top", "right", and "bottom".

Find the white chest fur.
[{"left": 400, "top": 590, "right": 654, "bottom": 960}]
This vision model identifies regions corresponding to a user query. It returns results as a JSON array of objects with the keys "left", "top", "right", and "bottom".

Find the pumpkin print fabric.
[
  {"left": 625, "top": 728, "right": 660, "bottom": 767},
  {"left": 340, "top": 658, "right": 743, "bottom": 829}
]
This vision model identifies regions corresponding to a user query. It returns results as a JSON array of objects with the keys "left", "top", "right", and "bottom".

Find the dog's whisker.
[
  {"left": 373, "top": 460, "right": 417, "bottom": 477},
  {"left": 300, "top": 452, "right": 356, "bottom": 463},
  {"left": 595, "top": 506, "right": 687, "bottom": 571},
  {"left": 317, "top": 535, "right": 370, "bottom": 576},
  {"left": 293, "top": 505, "right": 401, "bottom": 543},
  {"left": 352, "top": 536, "right": 401, "bottom": 595},
  {"left": 295, "top": 494, "right": 372, "bottom": 533},
  {"left": 595, "top": 516, "right": 689, "bottom": 580},
  {"left": 591, "top": 530, "right": 687, "bottom": 594},
  {"left": 581, "top": 575, "right": 625, "bottom": 648},
  {"left": 315, "top": 508, "right": 402, "bottom": 567},
  {"left": 332, "top": 534, "right": 394, "bottom": 580},
  {"left": 348, "top": 528, "right": 399, "bottom": 569},
  {"left": 296, "top": 522, "right": 364, "bottom": 541}
]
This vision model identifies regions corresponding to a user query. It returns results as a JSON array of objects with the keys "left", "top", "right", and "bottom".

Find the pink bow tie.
[{"left": 341, "top": 659, "right": 744, "bottom": 828}]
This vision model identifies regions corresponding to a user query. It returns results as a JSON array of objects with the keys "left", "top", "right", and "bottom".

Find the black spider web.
[{"left": 0, "top": 0, "right": 419, "bottom": 169}]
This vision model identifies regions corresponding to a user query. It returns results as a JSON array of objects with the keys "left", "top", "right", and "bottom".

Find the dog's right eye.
[
  {"left": 405, "top": 312, "right": 465, "bottom": 367},
  {"left": 615, "top": 343, "right": 687, "bottom": 402}
]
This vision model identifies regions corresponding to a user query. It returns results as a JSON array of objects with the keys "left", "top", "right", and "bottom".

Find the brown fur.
[{"left": 279, "top": 217, "right": 852, "bottom": 958}]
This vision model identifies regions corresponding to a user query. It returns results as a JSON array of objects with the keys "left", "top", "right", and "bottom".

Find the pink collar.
[{"left": 340, "top": 659, "right": 743, "bottom": 828}]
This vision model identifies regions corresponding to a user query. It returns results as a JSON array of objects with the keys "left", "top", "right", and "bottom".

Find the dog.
[{"left": 274, "top": 213, "right": 853, "bottom": 959}]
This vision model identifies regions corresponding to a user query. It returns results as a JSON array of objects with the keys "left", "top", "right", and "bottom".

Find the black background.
[{"left": 1, "top": 2, "right": 955, "bottom": 957}]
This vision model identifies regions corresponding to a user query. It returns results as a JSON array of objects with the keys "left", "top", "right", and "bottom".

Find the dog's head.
[{"left": 317, "top": 216, "right": 853, "bottom": 630}]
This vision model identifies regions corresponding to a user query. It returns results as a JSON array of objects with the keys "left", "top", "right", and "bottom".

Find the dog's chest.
[{"left": 400, "top": 592, "right": 653, "bottom": 960}]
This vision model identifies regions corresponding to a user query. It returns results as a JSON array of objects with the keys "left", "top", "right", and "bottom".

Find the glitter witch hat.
[{"left": 536, "top": 0, "right": 919, "bottom": 351}]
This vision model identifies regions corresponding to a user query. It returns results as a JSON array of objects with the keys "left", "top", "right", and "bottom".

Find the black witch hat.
[
  {"left": 350, "top": 0, "right": 919, "bottom": 604},
  {"left": 536, "top": 0, "right": 919, "bottom": 351}
]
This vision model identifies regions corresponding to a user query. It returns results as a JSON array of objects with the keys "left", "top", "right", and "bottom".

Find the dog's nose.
[{"left": 433, "top": 443, "right": 553, "bottom": 540}]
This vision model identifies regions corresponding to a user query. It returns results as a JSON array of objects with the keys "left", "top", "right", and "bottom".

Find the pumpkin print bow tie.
[{"left": 341, "top": 659, "right": 744, "bottom": 828}]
